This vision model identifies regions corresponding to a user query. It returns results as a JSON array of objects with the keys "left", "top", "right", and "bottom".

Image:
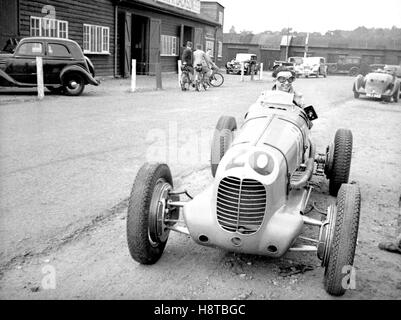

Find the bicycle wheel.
[{"left": 210, "top": 72, "right": 224, "bottom": 87}]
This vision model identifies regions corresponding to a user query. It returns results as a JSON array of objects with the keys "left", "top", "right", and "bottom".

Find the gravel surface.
[{"left": 0, "top": 72, "right": 400, "bottom": 299}]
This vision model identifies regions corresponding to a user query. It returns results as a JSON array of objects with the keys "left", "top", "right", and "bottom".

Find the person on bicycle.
[
  {"left": 193, "top": 44, "right": 212, "bottom": 87},
  {"left": 272, "top": 66, "right": 304, "bottom": 107},
  {"left": 181, "top": 41, "right": 193, "bottom": 81}
]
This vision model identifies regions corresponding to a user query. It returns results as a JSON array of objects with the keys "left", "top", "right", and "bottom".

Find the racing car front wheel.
[
  {"left": 328, "top": 129, "right": 353, "bottom": 196},
  {"left": 126, "top": 163, "right": 176, "bottom": 264},
  {"left": 211, "top": 116, "right": 237, "bottom": 177},
  {"left": 324, "top": 183, "right": 361, "bottom": 296}
]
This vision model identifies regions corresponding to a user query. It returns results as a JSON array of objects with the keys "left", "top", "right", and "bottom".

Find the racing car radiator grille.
[{"left": 216, "top": 176, "right": 267, "bottom": 234}]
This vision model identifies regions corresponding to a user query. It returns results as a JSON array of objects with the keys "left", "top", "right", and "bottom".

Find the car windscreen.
[
  {"left": 16, "top": 42, "right": 43, "bottom": 56},
  {"left": 258, "top": 90, "right": 294, "bottom": 105}
]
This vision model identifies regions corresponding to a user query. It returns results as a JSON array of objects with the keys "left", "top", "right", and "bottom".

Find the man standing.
[
  {"left": 181, "top": 41, "right": 193, "bottom": 80},
  {"left": 193, "top": 44, "right": 212, "bottom": 87}
]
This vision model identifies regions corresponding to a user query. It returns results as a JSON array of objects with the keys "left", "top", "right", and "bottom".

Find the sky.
[{"left": 203, "top": 0, "right": 401, "bottom": 34}]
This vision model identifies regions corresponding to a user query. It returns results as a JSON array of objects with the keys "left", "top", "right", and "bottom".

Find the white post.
[
  {"left": 36, "top": 56, "right": 44, "bottom": 100},
  {"left": 240, "top": 62, "right": 244, "bottom": 82},
  {"left": 178, "top": 60, "right": 182, "bottom": 88},
  {"left": 259, "top": 63, "right": 264, "bottom": 80},
  {"left": 130, "top": 59, "right": 136, "bottom": 92}
]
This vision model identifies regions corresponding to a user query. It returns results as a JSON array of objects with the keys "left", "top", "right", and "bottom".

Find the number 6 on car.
[{"left": 126, "top": 90, "right": 361, "bottom": 297}]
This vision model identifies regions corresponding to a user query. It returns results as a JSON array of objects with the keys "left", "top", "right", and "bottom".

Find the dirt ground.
[{"left": 0, "top": 73, "right": 400, "bottom": 300}]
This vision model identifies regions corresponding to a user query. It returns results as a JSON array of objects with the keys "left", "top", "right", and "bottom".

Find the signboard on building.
[{"left": 157, "top": 0, "right": 200, "bottom": 14}]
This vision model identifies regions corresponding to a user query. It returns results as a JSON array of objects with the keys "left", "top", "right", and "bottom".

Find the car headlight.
[{"left": 249, "top": 152, "right": 274, "bottom": 176}]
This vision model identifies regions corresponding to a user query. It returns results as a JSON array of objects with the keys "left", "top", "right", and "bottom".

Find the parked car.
[
  {"left": 126, "top": 89, "right": 361, "bottom": 297},
  {"left": 383, "top": 64, "right": 401, "bottom": 78},
  {"left": 329, "top": 56, "right": 371, "bottom": 76},
  {"left": 294, "top": 56, "right": 328, "bottom": 78},
  {"left": 272, "top": 60, "right": 294, "bottom": 71},
  {"left": 226, "top": 53, "right": 259, "bottom": 75},
  {"left": 353, "top": 69, "right": 400, "bottom": 102},
  {"left": 0, "top": 37, "right": 99, "bottom": 96}
]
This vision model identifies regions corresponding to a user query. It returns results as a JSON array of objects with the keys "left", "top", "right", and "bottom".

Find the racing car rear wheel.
[
  {"left": 211, "top": 116, "right": 237, "bottom": 177},
  {"left": 324, "top": 183, "right": 361, "bottom": 296},
  {"left": 126, "top": 163, "right": 176, "bottom": 264},
  {"left": 329, "top": 129, "right": 353, "bottom": 196}
]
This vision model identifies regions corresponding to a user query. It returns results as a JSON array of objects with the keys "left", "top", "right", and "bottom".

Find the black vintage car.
[{"left": 0, "top": 37, "right": 99, "bottom": 96}]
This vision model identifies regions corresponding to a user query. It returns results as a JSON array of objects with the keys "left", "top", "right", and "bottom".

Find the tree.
[{"left": 229, "top": 25, "right": 236, "bottom": 34}]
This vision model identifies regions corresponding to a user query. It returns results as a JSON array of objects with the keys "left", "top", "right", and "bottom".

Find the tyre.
[
  {"left": 324, "top": 183, "right": 361, "bottom": 296},
  {"left": 353, "top": 85, "right": 360, "bottom": 99},
  {"left": 180, "top": 73, "right": 190, "bottom": 91},
  {"left": 393, "top": 84, "right": 399, "bottom": 103},
  {"left": 210, "top": 116, "right": 237, "bottom": 177},
  {"left": 383, "top": 96, "right": 391, "bottom": 103},
  {"left": 329, "top": 129, "right": 353, "bottom": 196},
  {"left": 210, "top": 72, "right": 224, "bottom": 87},
  {"left": 63, "top": 73, "right": 85, "bottom": 96},
  {"left": 349, "top": 67, "right": 359, "bottom": 77},
  {"left": 126, "top": 163, "right": 176, "bottom": 264}
]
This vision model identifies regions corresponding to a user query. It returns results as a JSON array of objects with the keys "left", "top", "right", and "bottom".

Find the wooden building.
[
  {"left": 0, "top": 0, "right": 224, "bottom": 77},
  {"left": 223, "top": 33, "right": 401, "bottom": 71}
]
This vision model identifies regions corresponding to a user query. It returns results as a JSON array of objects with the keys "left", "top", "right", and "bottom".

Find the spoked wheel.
[
  {"left": 327, "top": 129, "right": 353, "bottom": 196},
  {"left": 209, "top": 72, "right": 224, "bottom": 87},
  {"left": 64, "top": 73, "right": 85, "bottom": 96},
  {"left": 210, "top": 116, "right": 237, "bottom": 177},
  {"left": 180, "top": 73, "right": 190, "bottom": 91},
  {"left": 321, "top": 183, "right": 361, "bottom": 296},
  {"left": 126, "top": 163, "right": 178, "bottom": 265}
]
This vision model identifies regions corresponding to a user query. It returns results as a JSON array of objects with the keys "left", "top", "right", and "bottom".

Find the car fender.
[
  {"left": 355, "top": 74, "right": 365, "bottom": 90},
  {"left": 60, "top": 65, "right": 99, "bottom": 86},
  {"left": 0, "top": 69, "right": 19, "bottom": 86}
]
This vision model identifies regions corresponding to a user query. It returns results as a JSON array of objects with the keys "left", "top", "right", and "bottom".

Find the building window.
[
  {"left": 205, "top": 40, "right": 214, "bottom": 56},
  {"left": 218, "top": 41, "right": 222, "bottom": 58},
  {"left": 83, "top": 24, "right": 110, "bottom": 54},
  {"left": 30, "top": 16, "right": 68, "bottom": 38},
  {"left": 218, "top": 12, "right": 223, "bottom": 25},
  {"left": 161, "top": 35, "right": 178, "bottom": 56}
]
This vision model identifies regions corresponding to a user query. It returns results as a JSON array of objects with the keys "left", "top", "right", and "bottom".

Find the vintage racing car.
[
  {"left": 353, "top": 68, "right": 400, "bottom": 102},
  {"left": 126, "top": 90, "right": 361, "bottom": 296},
  {"left": 0, "top": 37, "right": 99, "bottom": 96}
]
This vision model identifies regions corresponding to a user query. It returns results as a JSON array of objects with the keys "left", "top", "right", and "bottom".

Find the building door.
[
  {"left": 149, "top": 19, "right": 161, "bottom": 75},
  {"left": 132, "top": 15, "right": 149, "bottom": 75},
  {"left": 194, "top": 28, "right": 203, "bottom": 49},
  {"left": 123, "top": 12, "right": 132, "bottom": 78}
]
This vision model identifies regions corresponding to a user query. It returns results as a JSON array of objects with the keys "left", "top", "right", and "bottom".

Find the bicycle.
[
  {"left": 208, "top": 68, "right": 224, "bottom": 87},
  {"left": 180, "top": 64, "right": 192, "bottom": 91},
  {"left": 194, "top": 64, "right": 208, "bottom": 91}
]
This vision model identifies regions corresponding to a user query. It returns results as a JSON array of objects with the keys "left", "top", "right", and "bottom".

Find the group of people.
[{"left": 181, "top": 41, "right": 218, "bottom": 87}]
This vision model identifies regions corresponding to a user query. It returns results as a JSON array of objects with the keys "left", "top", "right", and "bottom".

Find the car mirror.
[{"left": 304, "top": 105, "right": 318, "bottom": 121}]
